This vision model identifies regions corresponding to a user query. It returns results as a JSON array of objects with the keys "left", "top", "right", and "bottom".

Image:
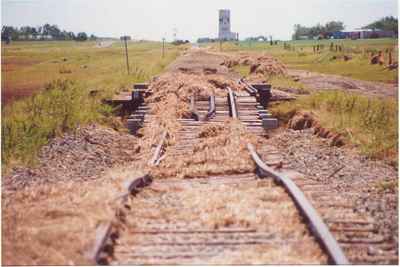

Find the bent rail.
[
  {"left": 227, "top": 87, "right": 238, "bottom": 119},
  {"left": 190, "top": 96, "right": 200, "bottom": 121},
  {"left": 247, "top": 143, "right": 349, "bottom": 265},
  {"left": 238, "top": 78, "right": 257, "bottom": 96},
  {"left": 149, "top": 131, "right": 168, "bottom": 166},
  {"left": 205, "top": 95, "right": 216, "bottom": 120},
  {"left": 88, "top": 174, "right": 152, "bottom": 264}
]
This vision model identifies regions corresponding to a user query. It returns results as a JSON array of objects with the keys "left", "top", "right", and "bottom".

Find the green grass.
[
  {"left": 2, "top": 41, "right": 184, "bottom": 170},
  {"left": 2, "top": 41, "right": 184, "bottom": 102},
  {"left": 271, "top": 90, "right": 398, "bottom": 165},
  {"left": 210, "top": 38, "right": 398, "bottom": 83}
]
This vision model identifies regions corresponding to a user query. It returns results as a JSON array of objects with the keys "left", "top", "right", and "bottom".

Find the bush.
[{"left": 2, "top": 79, "right": 103, "bottom": 167}]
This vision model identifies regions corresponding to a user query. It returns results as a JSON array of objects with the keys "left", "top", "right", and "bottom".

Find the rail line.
[{"left": 89, "top": 81, "right": 395, "bottom": 265}]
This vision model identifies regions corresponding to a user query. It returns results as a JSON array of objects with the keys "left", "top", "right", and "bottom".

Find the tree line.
[
  {"left": 293, "top": 21, "right": 345, "bottom": 40},
  {"left": 292, "top": 17, "right": 398, "bottom": 40},
  {"left": 1, "top": 24, "right": 97, "bottom": 42},
  {"left": 362, "top": 16, "right": 398, "bottom": 33}
]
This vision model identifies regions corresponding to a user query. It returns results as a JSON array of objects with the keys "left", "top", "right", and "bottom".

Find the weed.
[
  {"left": 271, "top": 90, "right": 398, "bottom": 163},
  {"left": 2, "top": 80, "right": 101, "bottom": 167}
]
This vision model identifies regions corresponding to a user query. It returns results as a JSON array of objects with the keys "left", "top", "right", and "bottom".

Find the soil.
[
  {"left": 1, "top": 82, "right": 43, "bottom": 105},
  {"left": 288, "top": 69, "right": 398, "bottom": 98},
  {"left": 1, "top": 57, "right": 45, "bottom": 104},
  {"left": 1, "top": 57, "right": 42, "bottom": 72}
]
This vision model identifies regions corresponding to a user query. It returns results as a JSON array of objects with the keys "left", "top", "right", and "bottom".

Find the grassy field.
[
  {"left": 2, "top": 40, "right": 182, "bottom": 103},
  {"left": 2, "top": 41, "right": 185, "bottom": 169},
  {"left": 210, "top": 38, "right": 398, "bottom": 83}
]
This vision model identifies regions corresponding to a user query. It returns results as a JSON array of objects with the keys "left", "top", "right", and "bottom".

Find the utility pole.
[
  {"left": 219, "top": 39, "right": 222, "bottom": 52},
  {"left": 162, "top": 38, "right": 165, "bottom": 58},
  {"left": 121, "top": 35, "right": 130, "bottom": 75}
]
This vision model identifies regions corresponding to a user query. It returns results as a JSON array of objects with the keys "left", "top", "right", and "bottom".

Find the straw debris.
[
  {"left": 151, "top": 120, "right": 262, "bottom": 179},
  {"left": 222, "top": 53, "right": 287, "bottom": 77}
]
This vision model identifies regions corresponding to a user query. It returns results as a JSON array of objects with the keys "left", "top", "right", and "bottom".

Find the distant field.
[
  {"left": 1, "top": 41, "right": 182, "bottom": 104},
  {"left": 208, "top": 38, "right": 398, "bottom": 83}
]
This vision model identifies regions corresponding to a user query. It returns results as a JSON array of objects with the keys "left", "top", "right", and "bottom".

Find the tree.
[
  {"left": 324, "top": 21, "right": 345, "bottom": 33},
  {"left": 75, "top": 32, "right": 88, "bottom": 41},
  {"left": 1, "top": 23, "right": 93, "bottom": 41},
  {"left": 1, "top": 26, "right": 18, "bottom": 40},
  {"left": 67, "top": 32, "right": 76, "bottom": 40},
  {"left": 293, "top": 24, "right": 311, "bottom": 40},
  {"left": 293, "top": 21, "right": 345, "bottom": 40},
  {"left": 363, "top": 16, "right": 398, "bottom": 34}
]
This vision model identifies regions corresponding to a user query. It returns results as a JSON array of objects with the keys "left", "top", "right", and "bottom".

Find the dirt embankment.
[{"left": 287, "top": 111, "right": 345, "bottom": 147}]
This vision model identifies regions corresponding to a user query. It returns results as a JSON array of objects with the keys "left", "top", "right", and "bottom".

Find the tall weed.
[{"left": 2, "top": 80, "right": 102, "bottom": 167}]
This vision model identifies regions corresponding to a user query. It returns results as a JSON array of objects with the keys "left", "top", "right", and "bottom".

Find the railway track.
[{"left": 90, "top": 81, "right": 397, "bottom": 265}]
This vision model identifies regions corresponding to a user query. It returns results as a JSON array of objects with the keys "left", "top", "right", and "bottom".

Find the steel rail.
[
  {"left": 149, "top": 130, "right": 168, "bottom": 166},
  {"left": 238, "top": 78, "right": 257, "bottom": 96},
  {"left": 190, "top": 96, "right": 200, "bottom": 121},
  {"left": 88, "top": 174, "right": 152, "bottom": 264},
  {"left": 227, "top": 87, "right": 238, "bottom": 119},
  {"left": 205, "top": 95, "right": 216, "bottom": 120},
  {"left": 247, "top": 143, "right": 349, "bottom": 265}
]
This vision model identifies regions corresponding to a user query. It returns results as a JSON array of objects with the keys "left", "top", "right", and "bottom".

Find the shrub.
[{"left": 2, "top": 79, "right": 104, "bottom": 167}]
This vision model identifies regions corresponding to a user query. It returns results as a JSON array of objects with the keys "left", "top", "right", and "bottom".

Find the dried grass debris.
[{"left": 151, "top": 120, "right": 262, "bottom": 179}]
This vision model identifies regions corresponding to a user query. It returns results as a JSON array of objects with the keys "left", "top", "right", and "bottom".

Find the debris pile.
[
  {"left": 151, "top": 120, "right": 261, "bottom": 179},
  {"left": 4, "top": 124, "right": 140, "bottom": 190},
  {"left": 222, "top": 54, "right": 287, "bottom": 77},
  {"left": 249, "top": 55, "right": 287, "bottom": 76}
]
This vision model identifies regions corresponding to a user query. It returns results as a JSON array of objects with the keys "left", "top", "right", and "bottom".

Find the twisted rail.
[
  {"left": 238, "top": 78, "right": 257, "bottom": 96},
  {"left": 149, "top": 130, "right": 168, "bottom": 166},
  {"left": 227, "top": 87, "right": 238, "bottom": 119},
  {"left": 205, "top": 95, "right": 216, "bottom": 120},
  {"left": 247, "top": 143, "right": 349, "bottom": 265}
]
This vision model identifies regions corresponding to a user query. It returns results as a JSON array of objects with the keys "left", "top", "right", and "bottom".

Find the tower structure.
[{"left": 218, "top": 9, "right": 237, "bottom": 41}]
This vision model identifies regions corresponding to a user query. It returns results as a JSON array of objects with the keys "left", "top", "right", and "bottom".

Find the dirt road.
[{"left": 288, "top": 69, "right": 398, "bottom": 98}]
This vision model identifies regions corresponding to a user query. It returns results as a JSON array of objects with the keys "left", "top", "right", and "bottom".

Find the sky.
[{"left": 1, "top": 0, "right": 398, "bottom": 41}]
